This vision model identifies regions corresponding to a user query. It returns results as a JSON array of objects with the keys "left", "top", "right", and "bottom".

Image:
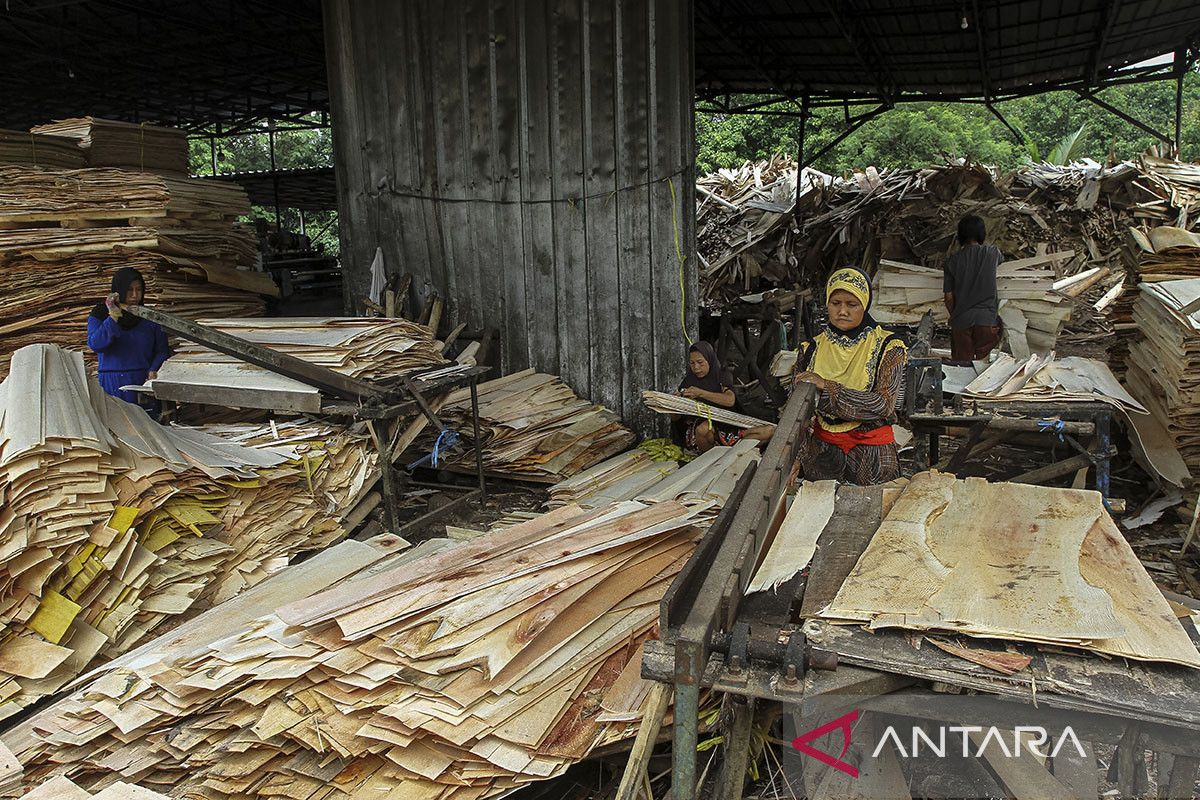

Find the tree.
[
  {"left": 187, "top": 117, "right": 339, "bottom": 256},
  {"left": 695, "top": 71, "right": 1200, "bottom": 176}
]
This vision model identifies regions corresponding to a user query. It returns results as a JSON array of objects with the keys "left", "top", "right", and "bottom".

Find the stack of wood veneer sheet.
[
  {"left": 871, "top": 255, "right": 1071, "bottom": 356},
  {"left": 548, "top": 439, "right": 760, "bottom": 511},
  {"left": 428, "top": 370, "right": 637, "bottom": 480},
  {"left": 810, "top": 472, "right": 1200, "bottom": 668},
  {"left": 0, "top": 164, "right": 275, "bottom": 377},
  {"left": 641, "top": 390, "right": 771, "bottom": 429},
  {"left": 4, "top": 500, "right": 704, "bottom": 798},
  {"left": 30, "top": 118, "right": 190, "bottom": 175},
  {"left": 0, "top": 129, "right": 87, "bottom": 168},
  {"left": 0, "top": 344, "right": 376, "bottom": 718},
  {"left": 149, "top": 317, "right": 453, "bottom": 413}
]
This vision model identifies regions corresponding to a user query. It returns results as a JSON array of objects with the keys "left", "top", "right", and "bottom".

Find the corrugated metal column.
[{"left": 323, "top": 0, "right": 696, "bottom": 429}]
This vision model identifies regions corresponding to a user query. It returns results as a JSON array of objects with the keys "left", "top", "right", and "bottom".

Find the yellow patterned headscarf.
[
  {"left": 796, "top": 266, "right": 905, "bottom": 433},
  {"left": 826, "top": 267, "right": 871, "bottom": 309}
]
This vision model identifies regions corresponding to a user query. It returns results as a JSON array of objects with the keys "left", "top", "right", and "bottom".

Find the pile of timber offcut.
[
  {"left": 815, "top": 471, "right": 1200, "bottom": 668},
  {"left": 0, "top": 344, "right": 376, "bottom": 717},
  {"left": 0, "top": 129, "right": 86, "bottom": 169},
  {"left": 426, "top": 370, "right": 637, "bottom": 480},
  {"left": 871, "top": 255, "right": 1070, "bottom": 355},
  {"left": 548, "top": 439, "right": 760, "bottom": 511},
  {"left": 698, "top": 155, "right": 1200, "bottom": 336},
  {"left": 30, "top": 118, "right": 190, "bottom": 175},
  {"left": 696, "top": 155, "right": 833, "bottom": 306},
  {"left": 0, "top": 166, "right": 275, "bottom": 377},
  {"left": 5, "top": 501, "right": 702, "bottom": 799}
]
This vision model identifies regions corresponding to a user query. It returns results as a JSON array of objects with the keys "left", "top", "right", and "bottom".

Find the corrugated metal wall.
[{"left": 323, "top": 0, "right": 696, "bottom": 429}]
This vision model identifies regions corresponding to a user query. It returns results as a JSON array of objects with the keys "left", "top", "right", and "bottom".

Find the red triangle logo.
[{"left": 791, "top": 709, "right": 859, "bottom": 778}]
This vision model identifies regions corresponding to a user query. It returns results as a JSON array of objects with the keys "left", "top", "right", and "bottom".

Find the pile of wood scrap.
[
  {"left": 426, "top": 370, "right": 636, "bottom": 480},
  {"left": 815, "top": 471, "right": 1200, "bottom": 668},
  {"left": 149, "top": 317, "right": 450, "bottom": 412},
  {"left": 549, "top": 439, "right": 760, "bottom": 511},
  {"left": 0, "top": 166, "right": 275, "bottom": 377},
  {"left": 642, "top": 389, "right": 771, "bottom": 429},
  {"left": 697, "top": 155, "right": 1200, "bottom": 349},
  {"left": 871, "top": 255, "right": 1071, "bottom": 354},
  {"left": 5, "top": 501, "right": 701, "bottom": 799},
  {"left": 696, "top": 155, "right": 832, "bottom": 307},
  {"left": 31, "top": 118, "right": 189, "bottom": 175},
  {"left": 0, "top": 129, "right": 86, "bottom": 168},
  {"left": 0, "top": 344, "right": 375, "bottom": 717}
]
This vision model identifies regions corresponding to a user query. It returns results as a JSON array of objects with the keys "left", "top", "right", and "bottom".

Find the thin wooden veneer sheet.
[
  {"left": 747, "top": 480, "right": 836, "bottom": 593},
  {"left": 821, "top": 472, "right": 1200, "bottom": 667}
]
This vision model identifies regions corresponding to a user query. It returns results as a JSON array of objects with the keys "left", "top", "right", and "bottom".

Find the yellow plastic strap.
[{"left": 666, "top": 177, "right": 693, "bottom": 345}]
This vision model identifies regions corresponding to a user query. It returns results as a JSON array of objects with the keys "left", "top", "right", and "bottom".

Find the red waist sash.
[{"left": 813, "top": 423, "right": 895, "bottom": 454}]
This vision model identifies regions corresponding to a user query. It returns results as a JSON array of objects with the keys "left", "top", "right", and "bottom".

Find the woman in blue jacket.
[{"left": 87, "top": 267, "right": 170, "bottom": 417}]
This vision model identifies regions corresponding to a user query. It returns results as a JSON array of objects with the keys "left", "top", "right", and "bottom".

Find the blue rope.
[
  {"left": 1037, "top": 418, "right": 1066, "bottom": 441},
  {"left": 406, "top": 429, "right": 460, "bottom": 471}
]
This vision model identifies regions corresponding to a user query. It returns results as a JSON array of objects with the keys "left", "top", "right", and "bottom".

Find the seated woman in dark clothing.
[
  {"left": 87, "top": 267, "right": 170, "bottom": 418},
  {"left": 675, "top": 341, "right": 774, "bottom": 454},
  {"left": 793, "top": 267, "right": 907, "bottom": 485}
]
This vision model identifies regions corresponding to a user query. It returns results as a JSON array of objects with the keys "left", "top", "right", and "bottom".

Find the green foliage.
[
  {"left": 1045, "top": 124, "right": 1089, "bottom": 166},
  {"left": 697, "top": 72, "right": 1200, "bottom": 175},
  {"left": 187, "top": 116, "right": 339, "bottom": 256}
]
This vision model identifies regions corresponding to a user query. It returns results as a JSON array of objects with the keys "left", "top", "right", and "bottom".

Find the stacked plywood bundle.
[
  {"left": 816, "top": 472, "right": 1200, "bottom": 668},
  {"left": 871, "top": 255, "right": 1071, "bottom": 354},
  {"left": 0, "top": 129, "right": 86, "bottom": 168},
  {"left": 0, "top": 344, "right": 375, "bottom": 717},
  {"left": 0, "top": 166, "right": 275, "bottom": 377},
  {"left": 5, "top": 502, "right": 700, "bottom": 799},
  {"left": 428, "top": 370, "right": 637, "bottom": 480},
  {"left": 31, "top": 118, "right": 190, "bottom": 175}
]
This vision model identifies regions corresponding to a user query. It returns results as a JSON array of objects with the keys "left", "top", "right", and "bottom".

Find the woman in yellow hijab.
[{"left": 793, "top": 267, "right": 907, "bottom": 484}]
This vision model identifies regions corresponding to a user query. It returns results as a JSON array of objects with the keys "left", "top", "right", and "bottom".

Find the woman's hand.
[
  {"left": 680, "top": 386, "right": 705, "bottom": 400},
  {"left": 794, "top": 371, "right": 828, "bottom": 391},
  {"left": 147, "top": 371, "right": 158, "bottom": 381},
  {"left": 106, "top": 292, "right": 122, "bottom": 321}
]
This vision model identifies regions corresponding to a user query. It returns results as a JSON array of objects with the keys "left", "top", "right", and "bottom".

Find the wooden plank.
[
  {"left": 614, "top": 682, "right": 670, "bottom": 800},
  {"left": 1052, "top": 740, "right": 1100, "bottom": 799},
  {"left": 615, "top": 0, "right": 655, "bottom": 433},
  {"left": 799, "top": 486, "right": 883, "bottom": 618},
  {"left": 970, "top": 728, "right": 1083, "bottom": 800},
  {"left": 582, "top": 0, "right": 623, "bottom": 415}
]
